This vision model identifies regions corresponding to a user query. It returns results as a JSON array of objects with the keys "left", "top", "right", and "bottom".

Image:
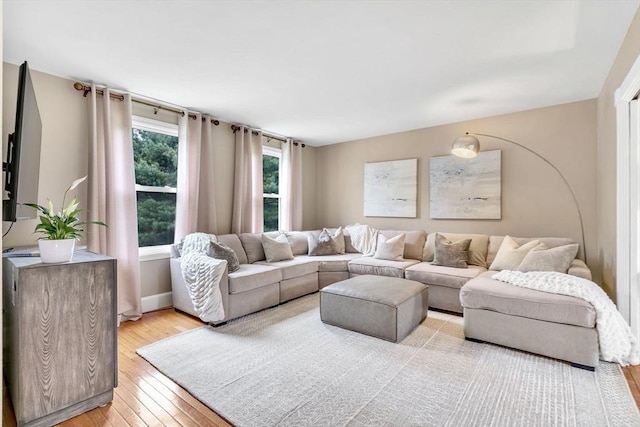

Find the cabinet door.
[{"left": 17, "top": 260, "right": 115, "bottom": 423}]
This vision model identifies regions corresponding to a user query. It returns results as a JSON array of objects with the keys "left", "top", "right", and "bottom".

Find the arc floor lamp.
[{"left": 451, "top": 132, "right": 587, "bottom": 262}]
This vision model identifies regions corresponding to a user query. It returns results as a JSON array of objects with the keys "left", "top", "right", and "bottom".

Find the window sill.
[{"left": 139, "top": 245, "right": 172, "bottom": 262}]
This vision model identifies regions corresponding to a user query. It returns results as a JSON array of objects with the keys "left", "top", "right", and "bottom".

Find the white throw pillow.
[
  {"left": 489, "top": 236, "right": 541, "bottom": 271},
  {"left": 373, "top": 233, "right": 405, "bottom": 261},
  {"left": 262, "top": 233, "right": 294, "bottom": 263}
]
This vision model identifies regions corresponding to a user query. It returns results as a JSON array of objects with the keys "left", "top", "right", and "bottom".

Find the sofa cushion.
[
  {"left": 228, "top": 264, "right": 283, "bottom": 294},
  {"left": 487, "top": 235, "right": 577, "bottom": 266},
  {"left": 262, "top": 233, "right": 294, "bottom": 262},
  {"left": 255, "top": 257, "right": 318, "bottom": 280},
  {"left": 433, "top": 233, "right": 471, "bottom": 268},
  {"left": 423, "top": 232, "right": 489, "bottom": 268},
  {"left": 295, "top": 253, "right": 363, "bottom": 272},
  {"left": 208, "top": 241, "right": 240, "bottom": 273},
  {"left": 489, "top": 236, "right": 541, "bottom": 271},
  {"left": 405, "top": 263, "right": 486, "bottom": 289},
  {"left": 238, "top": 232, "right": 280, "bottom": 263},
  {"left": 284, "top": 231, "right": 309, "bottom": 256},
  {"left": 348, "top": 257, "right": 420, "bottom": 278},
  {"left": 517, "top": 243, "right": 579, "bottom": 273},
  {"left": 379, "top": 230, "right": 427, "bottom": 261},
  {"left": 374, "top": 233, "right": 405, "bottom": 261},
  {"left": 216, "top": 234, "right": 248, "bottom": 265},
  {"left": 460, "top": 274, "right": 596, "bottom": 328},
  {"left": 342, "top": 227, "right": 360, "bottom": 253}
]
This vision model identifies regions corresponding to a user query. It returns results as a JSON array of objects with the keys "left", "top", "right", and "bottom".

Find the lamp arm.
[{"left": 469, "top": 132, "right": 587, "bottom": 262}]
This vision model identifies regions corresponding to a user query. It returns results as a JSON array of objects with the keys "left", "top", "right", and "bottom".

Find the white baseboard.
[{"left": 141, "top": 291, "right": 173, "bottom": 313}]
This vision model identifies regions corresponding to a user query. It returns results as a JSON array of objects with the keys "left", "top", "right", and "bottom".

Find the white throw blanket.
[
  {"left": 180, "top": 233, "right": 227, "bottom": 322},
  {"left": 493, "top": 270, "right": 640, "bottom": 366},
  {"left": 345, "top": 224, "right": 378, "bottom": 256}
]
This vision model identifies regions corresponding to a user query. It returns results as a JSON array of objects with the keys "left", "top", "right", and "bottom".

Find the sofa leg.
[
  {"left": 465, "top": 337, "right": 485, "bottom": 344},
  {"left": 210, "top": 321, "right": 228, "bottom": 328},
  {"left": 570, "top": 362, "right": 595, "bottom": 371}
]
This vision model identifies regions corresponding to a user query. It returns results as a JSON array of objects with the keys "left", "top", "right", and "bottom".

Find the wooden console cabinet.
[{"left": 3, "top": 250, "right": 117, "bottom": 426}]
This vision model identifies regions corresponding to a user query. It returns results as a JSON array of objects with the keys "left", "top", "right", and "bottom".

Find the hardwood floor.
[
  {"left": 3, "top": 309, "right": 231, "bottom": 427},
  {"left": 3, "top": 308, "right": 640, "bottom": 426}
]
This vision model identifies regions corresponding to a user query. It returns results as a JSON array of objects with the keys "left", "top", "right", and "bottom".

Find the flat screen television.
[{"left": 3, "top": 61, "right": 42, "bottom": 222}]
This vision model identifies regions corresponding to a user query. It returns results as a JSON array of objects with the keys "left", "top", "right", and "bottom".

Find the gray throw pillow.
[
  {"left": 517, "top": 243, "right": 579, "bottom": 273},
  {"left": 433, "top": 233, "right": 471, "bottom": 268},
  {"left": 308, "top": 229, "right": 340, "bottom": 256},
  {"left": 208, "top": 241, "right": 240, "bottom": 273}
]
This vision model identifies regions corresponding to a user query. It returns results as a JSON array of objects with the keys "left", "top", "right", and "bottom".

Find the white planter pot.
[{"left": 38, "top": 238, "right": 76, "bottom": 263}]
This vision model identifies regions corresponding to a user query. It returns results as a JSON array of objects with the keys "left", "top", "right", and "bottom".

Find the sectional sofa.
[{"left": 170, "top": 228, "right": 590, "bottom": 320}]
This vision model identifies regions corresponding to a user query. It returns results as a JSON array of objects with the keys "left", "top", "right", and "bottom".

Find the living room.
[{"left": 2, "top": 1, "right": 640, "bottom": 426}]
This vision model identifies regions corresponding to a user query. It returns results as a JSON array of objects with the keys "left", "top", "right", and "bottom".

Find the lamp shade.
[{"left": 451, "top": 135, "right": 480, "bottom": 158}]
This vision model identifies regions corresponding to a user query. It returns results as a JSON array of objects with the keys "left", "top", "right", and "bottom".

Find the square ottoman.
[{"left": 320, "top": 275, "right": 429, "bottom": 342}]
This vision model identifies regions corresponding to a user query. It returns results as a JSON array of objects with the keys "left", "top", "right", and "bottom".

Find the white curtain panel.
[
  {"left": 280, "top": 138, "right": 303, "bottom": 231},
  {"left": 232, "top": 127, "right": 263, "bottom": 233},
  {"left": 87, "top": 85, "right": 142, "bottom": 321},
  {"left": 175, "top": 113, "right": 218, "bottom": 240}
]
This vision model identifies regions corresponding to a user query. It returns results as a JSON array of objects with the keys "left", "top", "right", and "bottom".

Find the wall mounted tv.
[{"left": 3, "top": 61, "right": 42, "bottom": 222}]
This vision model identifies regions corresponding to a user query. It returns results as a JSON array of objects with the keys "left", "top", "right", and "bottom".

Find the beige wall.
[
  {"left": 316, "top": 100, "right": 599, "bottom": 278},
  {"left": 3, "top": 63, "right": 89, "bottom": 249},
  {"left": 597, "top": 8, "right": 640, "bottom": 298},
  {"left": 2, "top": 62, "right": 319, "bottom": 299}
]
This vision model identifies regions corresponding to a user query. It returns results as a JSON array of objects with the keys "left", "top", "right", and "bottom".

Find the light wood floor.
[{"left": 4, "top": 308, "right": 640, "bottom": 426}]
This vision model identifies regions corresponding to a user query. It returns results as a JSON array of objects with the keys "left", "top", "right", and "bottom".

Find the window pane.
[
  {"left": 263, "top": 155, "right": 279, "bottom": 194},
  {"left": 133, "top": 129, "right": 179, "bottom": 187},
  {"left": 264, "top": 198, "right": 279, "bottom": 232},
  {"left": 136, "top": 191, "right": 176, "bottom": 247}
]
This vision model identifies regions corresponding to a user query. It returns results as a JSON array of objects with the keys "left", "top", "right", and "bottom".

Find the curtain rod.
[
  {"left": 230, "top": 124, "right": 305, "bottom": 147},
  {"left": 73, "top": 82, "right": 220, "bottom": 125}
]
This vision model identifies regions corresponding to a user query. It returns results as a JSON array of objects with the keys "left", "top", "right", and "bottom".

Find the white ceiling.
[{"left": 4, "top": 1, "right": 639, "bottom": 147}]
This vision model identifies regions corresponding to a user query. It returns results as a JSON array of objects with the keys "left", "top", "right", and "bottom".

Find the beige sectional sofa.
[{"left": 171, "top": 229, "right": 589, "bottom": 318}]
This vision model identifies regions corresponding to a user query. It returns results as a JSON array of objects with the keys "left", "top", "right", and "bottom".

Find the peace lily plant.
[{"left": 25, "top": 176, "right": 106, "bottom": 262}]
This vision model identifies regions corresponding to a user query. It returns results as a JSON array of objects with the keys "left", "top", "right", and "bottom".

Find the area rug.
[{"left": 137, "top": 294, "right": 640, "bottom": 426}]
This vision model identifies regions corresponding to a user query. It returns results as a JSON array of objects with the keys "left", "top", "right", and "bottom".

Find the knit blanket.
[
  {"left": 345, "top": 224, "right": 379, "bottom": 256},
  {"left": 180, "top": 233, "right": 227, "bottom": 322},
  {"left": 493, "top": 270, "right": 640, "bottom": 366}
]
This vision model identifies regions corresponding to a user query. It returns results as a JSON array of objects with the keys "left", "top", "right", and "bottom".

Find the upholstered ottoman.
[{"left": 320, "top": 275, "right": 429, "bottom": 342}]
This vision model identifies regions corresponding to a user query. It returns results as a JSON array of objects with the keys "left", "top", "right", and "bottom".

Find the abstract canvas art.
[
  {"left": 430, "top": 150, "right": 501, "bottom": 219},
  {"left": 364, "top": 158, "right": 417, "bottom": 217}
]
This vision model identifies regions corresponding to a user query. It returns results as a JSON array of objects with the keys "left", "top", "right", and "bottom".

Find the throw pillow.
[
  {"left": 517, "top": 243, "right": 579, "bottom": 273},
  {"left": 373, "top": 233, "right": 405, "bottom": 261},
  {"left": 262, "top": 233, "right": 294, "bottom": 263},
  {"left": 208, "top": 241, "right": 240, "bottom": 273},
  {"left": 308, "top": 228, "right": 344, "bottom": 256},
  {"left": 489, "top": 236, "right": 541, "bottom": 271},
  {"left": 432, "top": 233, "right": 471, "bottom": 268}
]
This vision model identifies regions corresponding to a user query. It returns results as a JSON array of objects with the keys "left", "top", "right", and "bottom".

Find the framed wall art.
[
  {"left": 430, "top": 150, "right": 501, "bottom": 219},
  {"left": 364, "top": 158, "right": 417, "bottom": 218}
]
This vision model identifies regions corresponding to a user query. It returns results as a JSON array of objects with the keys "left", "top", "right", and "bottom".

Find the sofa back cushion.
[
  {"left": 284, "top": 231, "right": 309, "bottom": 255},
  {"left": 423, "top": 232, "right": 489, "bottom": 267},
  {"left": 216, "top": 234, "right": 249, "bottom": 265},
  {"left": 379, "top": 230, "right": 427, "bottom": 260},
  {"left": 487, "top": 235, "right": 576, "bottom": 266}
]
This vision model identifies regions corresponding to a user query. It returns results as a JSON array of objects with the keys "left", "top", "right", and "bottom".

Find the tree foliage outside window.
[
  {"left": 263, "top": 153, "right": 280, "bottom": 232},
  {"left": 133, "top": 127, "right": 178, "bottom": 247}
]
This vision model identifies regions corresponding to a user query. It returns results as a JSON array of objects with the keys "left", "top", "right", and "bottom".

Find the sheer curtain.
[
  {"left": 175, "top": 113, "right": 218, "bottom": 240},
  {"left": 280, "top": 138, "right": 303, "bottom": 231},
  {"left": 87, "top": 84, "right": 142, "bottom": 321},
  {"left": 232, "top": 127, "right": 263, "bottom": 233}
]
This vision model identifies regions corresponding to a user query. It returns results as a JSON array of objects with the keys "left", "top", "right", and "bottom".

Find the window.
[
  {"left": 263, "top": 146, "right": 281, "bottom": 232},
  {"left": 132, "top": 116, "right": 179, "bottom": 247}
]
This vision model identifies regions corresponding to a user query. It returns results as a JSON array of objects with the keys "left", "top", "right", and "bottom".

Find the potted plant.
[{"left": 24, "top": 176, "right": 107, "bottom": 263}]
